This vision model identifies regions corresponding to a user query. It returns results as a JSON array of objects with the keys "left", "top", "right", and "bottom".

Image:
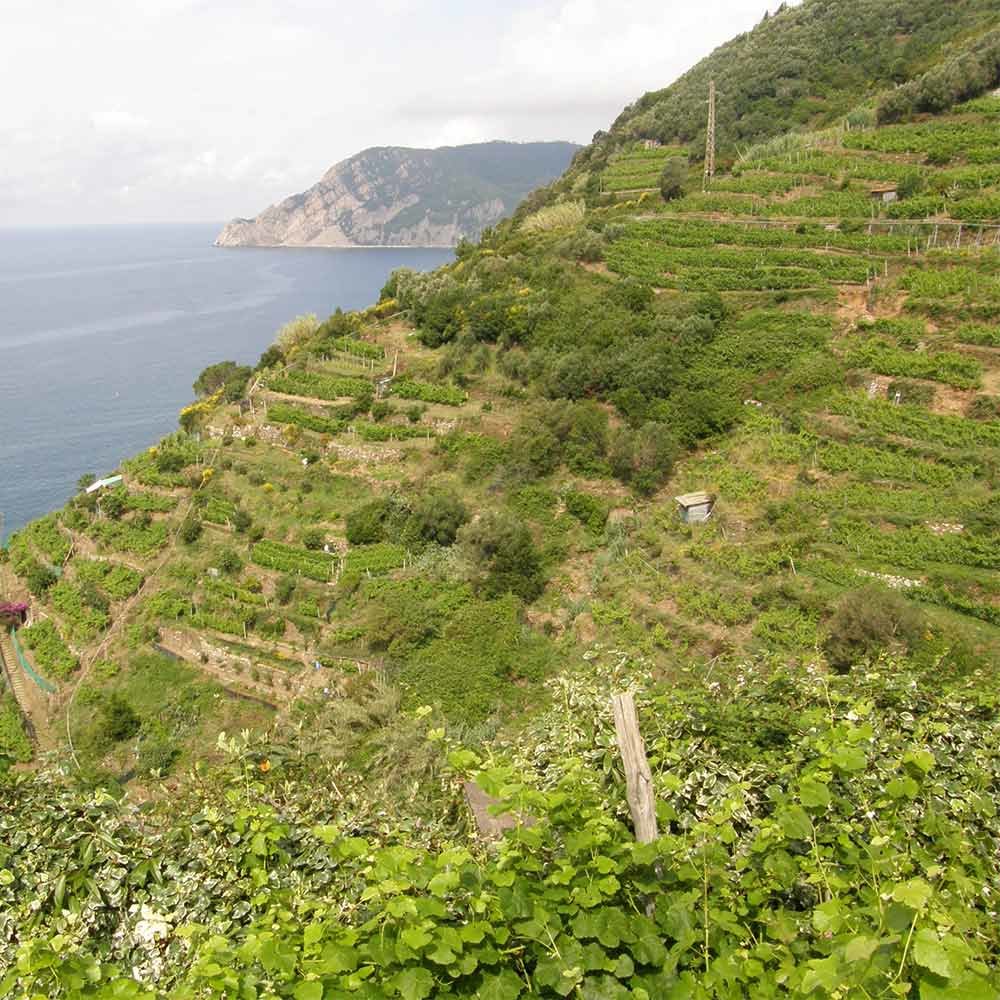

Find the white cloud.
[
  {"left": 0, "top": 0, "right": 784, "bottom": 225},
  {"left": 90, "top": 110, "right": 151, "bottom": 133}
]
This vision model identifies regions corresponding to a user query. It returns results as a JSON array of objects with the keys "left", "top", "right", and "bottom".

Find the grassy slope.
[
  {"left": 3, "top": 6, "right": 1000, "bottom": 996},
  {"left": 0, "top": 0, "right": 995, "bottom": 780},
  {"left": 2, "top": 95, "right": 999, "bottom": 780}
]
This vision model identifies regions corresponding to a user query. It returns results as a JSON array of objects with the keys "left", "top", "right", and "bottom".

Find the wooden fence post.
[{"left": 612, "top": 692, "right": 658, "bottom": 843}]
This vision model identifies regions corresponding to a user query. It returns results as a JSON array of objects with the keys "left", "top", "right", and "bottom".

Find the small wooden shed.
[
  {"left": 675, "top": 491, "right": 715, "bottom": 524},
  {"left": 869, "top": 184, "right": 898, "bottom": 204}
]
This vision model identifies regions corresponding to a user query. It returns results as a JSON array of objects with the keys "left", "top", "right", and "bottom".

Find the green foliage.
[
  {"left": 829, "top": 391, "right": 1000, "bottom": 447},
  {"left": 21, "top": 515, "right": 71, "bottom": 565},
  {"left": 844, "top": 119, "right": 1000, "bottom": 162},
  {"left": 459, "top": 510, "right": 545, "bottom": 601},
  {"left": 829, "top": 517, "right": 1000, "bottom": 572},
  {"left": 957, "top": 323, "right": 1000, "bottom": 347},
  {"left": 346, "top": 498, "right": 397, "bottom": 545},
  {"left": 563, "top": 490, "right": 610, "bottom": 534},
  {"left": 268, "top": 369, "right": 373, "bottom": 403},
  {"left": 5, "top": 665, "right": 1000, "bottom": 998},
  {"left": 343, "top": 543, "right": 408, "bottom": 577},
  {"left": 877, "top": 25, "right": 1000, "bottom": 123},
  {"left": 266, "top": 401, "right": 346, "bottom": 435},
  {"left": 354, "top": 421, "right": 432, "bottom": 442},
  {"left": 324, "top": 335, "right": 385, "bottom": 360},
  {"left": 74, "top": 560, "right": 144, "bottom": 601},
  {"left": 193, "top": 360, "right": 252, "bottom": 401},
  {"left": 607, "top": 238, "right": 871, "bottom": 289},
  {"left": 99, "top": 692, "right": 142, "bottom": 743},
  {"left": 19, "top": 619, "right": 78, "bottom": 679},
  {"left": 658, "top": 157, "right": 688, "bottom": 201},
  {"left": 216, "top": 549, "right": 244, "bottom": 575},
  {"left": 600, "top": 146, "right": 686, "bottom": 191},
  {"left": 86, "top": 517, "right": 169, "bottom": 556},
  {"left": 0, "top": 695, "right": 32, "bottom": 763},
  {"left": 676, "top": 584, "right": 754, "bottom": 625},
  {"left": 179, "top": 517, "right": 203, "bottom": 545},
  {"left": 411, "top": 491, "right": 469, "bottom": 546},
  {"left": 392, "top": 379, "right": 467, "bottom": 406},
  {"left": 753, "top": 606, "right": 824, "bottom": 651},
  {"left": 122, "top": 490, "right": 177, "bottom": 514},
  {"left": 251, "top": 540, "right": 338, "bottom": 581},
  {"left": 50, "top": 580, "right": 110, "bottom": 642},
  {"left": 597, "top": 0, "right": 1000, "bottom": 157},
  {"left": 400, "top": 594, "right": 553, "bottom": 718},
  {"left": 300, "top": 528, "right": 325, "bottom": 551},
  {"left": 848, "top": 340, "right": 982, "bottom": 389},
  {"left": 824, "top": 584, "right": 925, "bottom": 671}
]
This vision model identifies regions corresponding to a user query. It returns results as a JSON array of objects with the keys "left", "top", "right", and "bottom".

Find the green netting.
[{"left": 10, "top": 628, "right": 57, "bottom": 693}]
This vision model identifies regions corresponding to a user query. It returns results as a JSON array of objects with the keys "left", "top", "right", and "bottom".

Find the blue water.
[{"left": 0, "top": 224, "right": 452, "bottom": 537}]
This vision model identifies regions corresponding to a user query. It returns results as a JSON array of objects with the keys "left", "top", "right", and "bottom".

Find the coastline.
[{"left": 214, "top": 241, "right": 459, "bottom": 250}]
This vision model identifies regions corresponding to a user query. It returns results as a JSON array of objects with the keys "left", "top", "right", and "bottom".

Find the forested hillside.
[
  {"left": 546, "top": 0, "right": 1000, "bottom": 208},
  {"left": 2, "top": 0, "right": 1000, "bottom": 996}
]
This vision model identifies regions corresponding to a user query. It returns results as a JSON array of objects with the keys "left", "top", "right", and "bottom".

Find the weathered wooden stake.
[{"left": 612, "top": 692, "right": 658, "bottom": 843}]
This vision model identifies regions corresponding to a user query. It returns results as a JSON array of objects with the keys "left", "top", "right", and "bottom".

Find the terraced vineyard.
[
  {"left": 599, "top": 144, "right": 686, "bottom": 192},
  {"left": 4, "top": 8, "right": 1000, "bottom": 996}
]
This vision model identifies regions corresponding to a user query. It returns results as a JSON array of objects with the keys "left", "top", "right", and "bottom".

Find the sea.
[{"left": 0, "top": 223, "right": 452, "bottom": 538}]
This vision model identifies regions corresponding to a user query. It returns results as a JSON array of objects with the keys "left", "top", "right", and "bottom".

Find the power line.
[{"left": 704, "top": 80, "right": 717, "bottom": 191}]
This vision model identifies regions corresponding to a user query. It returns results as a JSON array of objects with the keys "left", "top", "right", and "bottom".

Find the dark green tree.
[{"left": 659, "top": 158, "right": 688, "bottom": 201}]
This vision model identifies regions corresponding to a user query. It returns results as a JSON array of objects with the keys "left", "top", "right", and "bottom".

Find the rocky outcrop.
[{"left": 215, "top": 141, "right": 579, "bottom": 248}]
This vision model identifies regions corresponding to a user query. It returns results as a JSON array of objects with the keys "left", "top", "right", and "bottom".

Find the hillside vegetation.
[
  {"left": 541, "top": 0, "right": 1000, "bottom": 209},
  {"left": 2, "top": 2, "right": 1000, "bottom": 997}
]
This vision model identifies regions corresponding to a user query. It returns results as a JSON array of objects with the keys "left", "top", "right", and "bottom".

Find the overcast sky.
[{"left": 1, "top": 0, "right": 783, "bottom": 226}]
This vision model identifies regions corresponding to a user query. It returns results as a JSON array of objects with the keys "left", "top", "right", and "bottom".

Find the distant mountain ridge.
[{"left": 215, "top": 141, "right": 580, "bottom": 248}]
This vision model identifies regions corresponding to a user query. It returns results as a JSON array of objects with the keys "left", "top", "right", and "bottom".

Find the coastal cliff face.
[{"left": 216, "top": 141, "right": 579, "bottom": 248}]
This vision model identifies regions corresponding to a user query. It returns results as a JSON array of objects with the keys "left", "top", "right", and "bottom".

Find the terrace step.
[{"left": 0, "top": 629, "right": 37, "bottom": 747}]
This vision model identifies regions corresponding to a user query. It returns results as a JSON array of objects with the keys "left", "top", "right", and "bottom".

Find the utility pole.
[{"left": 703, "top": 79, "right": 717, "bottom": 191}]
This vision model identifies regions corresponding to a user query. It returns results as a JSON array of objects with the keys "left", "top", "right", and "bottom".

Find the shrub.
[
  {"left": 411, "top": 491, "right": 468, "bottom": 546},
  {"left": 231, "top": 509, "right": 252, "bottom": 533},
  {"left": 301, "top": 528, "right": 325, "bottom": 551},
  {"left": 564, "top": 491, "right": 609, "bottom": 534},
  {"left": 520, "top": 201, "right": 585, "bottom": 233},
  {"left": 459, "top": 511, "right": 545, "bottom": 601},
  {"left": 608, "top": 421, "right": 678, "bottom": 495},
  {"left": 179, "top": 517, "right": 203, "bottom": 545},
  {"left": 26, "top": 564, "right": 58, "bottom": 596},
  {"left": 193, "top": 361, "right": 252, "bottom": 401},
  {"left": 217, "top": 550, "right": 243, "bottom": 575},
  {"left": 275, "top": 575, "right": 296, "bottom": 605},
  {"left": 967, "top": 395, "right": 1000, "bottom": 421},
  {"left": 659, "top": 157, "right": 688, "bottom": 201},
  {"left": 824, "top": 585, "right": 925, "bottom": 673},
  {"left": 345, "top": 499, "right": 393, "bottom": 545},
  {"left": 100, "top": 694, "right": 141, "bottom": 743},
  {"left": 256, "top": 344, "right": 285, "bottom": 370}
]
